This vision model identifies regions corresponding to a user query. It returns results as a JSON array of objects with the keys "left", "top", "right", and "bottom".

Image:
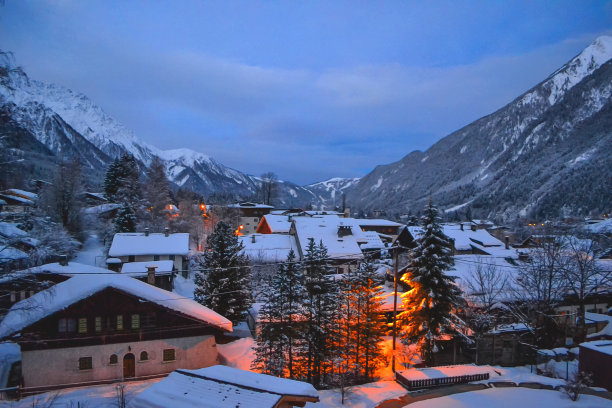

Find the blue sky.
[{"left": 1, "top": 1, "right": 611, "bottom": 184}]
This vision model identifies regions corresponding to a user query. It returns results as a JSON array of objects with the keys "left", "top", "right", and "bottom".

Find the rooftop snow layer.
[
  {"left": 0, "top": 262, "right": 114, "bottom": 284},
  {"left": 259, "top": 214, "right": 292, "bottom": 233},
  {"left": 121, "top": 260, "right": 174, "bottom": 276},
  {"left": 0, "top": 222, "right": 28, "bottom": 238},
  {"left": 292, "top": 215, "right": 363, "bottom": 259},
  {"left": 239, "top": 234, "right": 298, "bottom": 263},
  {"left": 397, "top": 364, "right": 499, "bottom": 381},
  {"left": 109, "top": 232, "right": 189, "bottom": 256},
  {"left": 182, "top": 365, "right": 319, "bottom": 398},
  {"left": 580, "top": 339, "right": 612, "bottom": 356},
  {"left": 355, "top": 218, "right": 403, "bottom": 227},
  {"left": 0, "top": 274, "right": 232, "bottom": 338},
  {"left": 127, "top": 370, "right": 281, "bottom": 408},
  {"left": 4, "top": 189, "right": 38, "bottom": 200}
]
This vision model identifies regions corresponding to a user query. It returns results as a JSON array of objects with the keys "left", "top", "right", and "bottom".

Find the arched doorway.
[{"left": 123, "top": 353, "right": 135, "bottom": 378}]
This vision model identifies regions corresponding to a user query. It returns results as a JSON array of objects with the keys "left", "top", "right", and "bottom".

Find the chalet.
[
  {"left": 227, "top": 202, "right": 274, "bottom": 235},
  {"left": 579, "top": 340, "right": 612, "bottom": 391},
  {"left": 0, "top": 274, "right": 232, "bottom": 390},
  {"left": 108, "top": 229, "right": 189, "bottom": 273},
  {"left": 355, "top": 218, "right": 403, "bottom": 239},
  {"left": 0, "top": 189, "right": 37, "bottom": 213},
  {"left": 128, "top": 365, "right": 319, "bottom": 408},
  {"left": 472, "top": 323, "right": 536, "bottom": 366},
  {"left": 257, "top": 213, "right": 294, "bottom": 234}
]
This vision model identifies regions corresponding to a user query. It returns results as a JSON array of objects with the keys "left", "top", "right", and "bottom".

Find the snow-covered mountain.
[
  {"left": 349, "top": 36, "right": 612, "bottom": 220},
  {"left": 0, "top": 50, "right": 353, "bottom": 207}
]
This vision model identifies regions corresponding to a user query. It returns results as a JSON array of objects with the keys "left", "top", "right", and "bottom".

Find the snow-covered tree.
[
  {"left": 193, "top": 221, "right": 251, "bottom": 324},
  {"left": 114, "top": 203, "right": 137, "bottom": 233},
  {"left": 142, "top": 157, "right": 171, "bottom": 230},
  {"left": 252, "top": 249, "right": 306, "bottom": 378},
  {"left": 103, "top": 158, "right": 122, "bottom": 201},
  {"left": 399, "top": 198, "right": 465, "bottom": 366},
  {"left": 301, "top": 239, "right": 340, "bottom": 387}
]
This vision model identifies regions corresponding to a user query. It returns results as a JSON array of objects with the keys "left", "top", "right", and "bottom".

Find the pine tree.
[
  {"left": 301, "top": 239, "right": 340, "bottom": 387},
  {"left": 114, "top": 203, "right": 137, "bottom": 233},
  {"left": 103, "top": 158, "right": 121, "bottom": 201},
  {"left": 116, "top": 153, "right": 141, "bottom": 208},
  {"left": 400, "top": 198, "right": 465, "bottom": 366},
  {"left": 143, "top": 156, "right": 171, "bottom": 230},
  {"left": 252, "top": 278, "right": 285, "bottom": 376},
  {"left": 193, "top": 221, "right": 252, "bottom": 324}
]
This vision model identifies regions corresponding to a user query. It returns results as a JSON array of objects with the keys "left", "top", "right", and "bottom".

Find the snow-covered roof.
[
  {"left": 358, "top": 230, "right": 386, "bottom": 250},
  {"left": 4, "top": 189, "right": 38, "bottom": 201},
  {"left": 397, "top": 364, "right": 498, "bottom": 381},
  {"left": 259, "top": 214, "right": 292, "bottom": 233},
  {"left": 585, "top": 218, "right": 612, "bottom": 233},
  {"left": 488, "top": 323, "right": 531, "bottom": 334},
  {"left": 0, "top": 222, "right": 27, "bottom": 238},
  {"left": 121, "top": 260, "right": 174, "bottom": 276},
  {"left": 239, "top": 234, "right": 298, "bottom": 263},
  {"left": 355, "top": 218, "right": 403, "bottom": 227},
  {"left": 83, "top": 203, "right": 121, "bottom": 214},
  {"left": 0, "top": 199, "right": 6, "bottom": 206},
  {"left": 580, "top": 340, "right": 612, "bottom": 356},
  {"left": 586, "top": 313, "right": 612, "bottom": 339},
  {"left": 0, "top": 274, "right": 232, "bottom": 338},
  {"left": 451, "top": 255, "right": 519, "bottom": 302},
  {"left": 0, "top": 262, "right": 114, "bottom": 284},
  {"left": 108, "top": 232, "right": 189, "bottom": 256},
  {"left": 227, "top": 202, "right": 274, "bottom": 209},
  {"left": 0, "top": 194, "right": 34, "bottom": 206},
  {"left": 0, "top": 246, "right": 28, "bottom": 263},
  {"left": 128, "top": 370, "right": 281, "bottom": 408},
  {"left": 292, "top": 215, "right": 363, "bottom": 260}
]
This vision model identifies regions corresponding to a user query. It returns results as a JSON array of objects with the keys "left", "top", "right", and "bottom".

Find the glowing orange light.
[
  {"left": 168, "top": 204, "right": 173, "bottom": 210},
  {"left": 239, "top": 225, "right": 244, "bottom": 229}
]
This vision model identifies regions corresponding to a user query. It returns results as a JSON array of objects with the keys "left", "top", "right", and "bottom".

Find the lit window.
[
  {"left": 78, "top": 318, "right": 88, "bottom": 334},
  {"left": 79, "top": 357, "right": 93, "bottom": 370},
  {"left": 95, "top": 317, "right": 102, "bottom": 332},
  {"left": 162, "top": 349, "right": 175, "bottom": 362},
  {"left": 131, "top": 314, "right": 140, "bottom": 329},
  {"left": 116, "top": 315, "right": 123, "bottom": 330},
  {"left": 109, "top": 354, "right": 118, "bottom": 365},
  {"left": 140, "top": 351, "right": 148, "bottom": 361}
]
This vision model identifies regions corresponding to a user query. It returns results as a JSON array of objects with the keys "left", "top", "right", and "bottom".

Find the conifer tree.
[
  {"left": 143, "top": 156, "right": 171, "bottom": 230},
  {"left": 114, "top": 203, "right": 137, "bottom": 233},
  {"left": 301, "top": 239, "right": 340, "bottom": 387},
  {"left": 252, "top": 278, "right": 285, "bottom": 376},
  {"left": 103, "top": 158, "right": 121, "bottom": 201},
  {"left": 193, "top": 221, "right": 252, "bottom": 324},
  {"left": 400, "top": 198, "right": 464, "bottom": 366}
]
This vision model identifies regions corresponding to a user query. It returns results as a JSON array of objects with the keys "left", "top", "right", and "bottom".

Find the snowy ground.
[{"left": 72, "top": 234, "right": 105, "bottom": 267}]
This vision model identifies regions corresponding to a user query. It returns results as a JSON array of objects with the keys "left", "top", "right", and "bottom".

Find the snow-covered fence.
[{"left": 396, "top": 372, "right": 490, "bottom": 390}]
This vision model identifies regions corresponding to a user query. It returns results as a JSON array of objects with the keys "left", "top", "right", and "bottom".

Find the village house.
[
  {"left": 0, "top": 189, "right": 37, "bottom": 213},
  {"left": 128, "top": 365, "right": 319, "bottom": 408},
  {"left": 120, "top": 260, "right": 175, "bottom": 291},
  {"left": 227, "top": 202, "right": 274, "bottom": 235},
  {"left": 0, "top": 274, "right": 232, "bottom": 391},
  {"left": 107, "top": 229, "right": 189, "bottom": 274}
]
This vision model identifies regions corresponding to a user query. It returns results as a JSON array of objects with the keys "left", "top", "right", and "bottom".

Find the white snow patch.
[{"left": 460, "top": 145, "right": 468, "bottom": 154}]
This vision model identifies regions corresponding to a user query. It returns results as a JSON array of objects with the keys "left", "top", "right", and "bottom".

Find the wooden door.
[{"left": 123, "top": 353, "right": 135, "bottom": 378}]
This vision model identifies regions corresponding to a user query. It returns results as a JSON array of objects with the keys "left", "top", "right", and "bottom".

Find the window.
[
  {"left": 169, "top": 255, "right": 175, "bottom": 261},
  {"left": 109, "top": 354, "right": 118, "bottom": 365},
  {"left": 20, "top": 291, "right": 26, "bottom": 300},
  {"left": 79, "top": 357, "right": 93, "bottom": 370},
  {"left": 116, "top": 315, "right": 124, "bottom": 330},
  {"left": 131, "top": 314, "right": 140, "bottom": 329},
  {"left": 58, "top": 318, "right": 76, "bottom": 333},
  {"left": 141, "top": 312, "right": 157, "bottom": 328},
  {"left": 162, "top": 349, "right": 175, "bottom": 362},
  {"left": 95, "top": 316, "right": 102, "bottom": 332},
  {"left": 140, "top": 351, "right": 148, "bottom": 361},
  {"left": 10, "top": 291, "right": 16, "bottom": 302},
  {"left": 78, "top": 318, "right": 88, "bottom": 334},
  {"left": 154, "top": 255, "right": 160, "bottom": 261},
  {"left": 128, "top": 255, "right": 135, "bottom": 262}
]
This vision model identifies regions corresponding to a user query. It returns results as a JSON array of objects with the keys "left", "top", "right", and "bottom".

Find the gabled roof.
[
  {"left": 239, "top": 234, "right": 298, "bottom": 263},
  {"left": 120, "top": 260, "right": 174, "bottom": 276},
  {"left": 355, "top": 218, "right": 403, "bottom": 228},
  {"left": 258, "top": 214, "right": 292, "bottom": 233},
  {"left": 292, "top": 215, "right": 363, "bottom": 260},
  {"left": 108, "top": 232, "right": 189, "bottom": 257},
  {"left": 0, "top": 262, "right": 113, "bottom": 284},
  {"left": 227, "top": 202, "right": 274, "bottom": 209},
  {"left": 0, "top": 274, "right": 232, "bottom": 339}
]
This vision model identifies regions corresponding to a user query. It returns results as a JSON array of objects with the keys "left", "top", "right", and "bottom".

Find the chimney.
[
  {"left": 144, "top": 228, "right": 150, "bottom": 237},
  {"left": 147, "top": 265, "right": 157, "bottom": 285},
  {"left": 164, "top": 227, "right": 170, "bottom": 237},
  {"left": 59, "top": 255, "right": 68, "bottom": 266},
  {"left": 504, "top": 236, "right": 510, "bottom": 250},
  {"left": 251, "top": 235, "right": 256, "bottom": 243},
  {"left": 460, "top": 223, "right": 463, "bottom": 231}
]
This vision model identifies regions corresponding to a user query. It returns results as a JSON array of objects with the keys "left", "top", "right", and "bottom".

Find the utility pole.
[{"left": 392, "top": 247, "right": 399, "bottom": 373}]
